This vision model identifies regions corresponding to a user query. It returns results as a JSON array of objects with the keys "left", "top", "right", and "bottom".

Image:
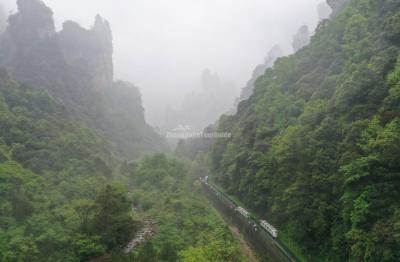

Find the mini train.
[
  {"left": 260, "top": 220, "right": 278, "bottom": 238},
  {"left": 235, "top": 206, "right": 250, "bottom": 218},
  {"left": 201, "top": 177, "right": 279, "bottom": 238}
]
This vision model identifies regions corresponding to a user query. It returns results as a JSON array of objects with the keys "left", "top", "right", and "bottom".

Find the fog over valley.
[{"left": 1, "top": 0, "right": 324, "bottom": 129}]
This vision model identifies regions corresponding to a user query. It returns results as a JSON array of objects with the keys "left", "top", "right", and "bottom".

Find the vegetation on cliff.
[{"left": 207, "top": 0, "right": 400, "bottom": 260}]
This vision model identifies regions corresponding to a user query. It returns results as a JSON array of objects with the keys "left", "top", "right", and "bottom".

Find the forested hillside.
[
  {"left": 0, "top": 2, "right": 247, "bottom": 261},
  {"left": 208, "top": 0, "right": 400, "bottom": 260},
  {"left": 0, "top": 47, "right": 245, "bottom": 262},
  {"left": 0, "top": 69, "right": 138, "bottom": 261},
  {"left": 113, "top": 154, "right": 246, "bottom": 262}
]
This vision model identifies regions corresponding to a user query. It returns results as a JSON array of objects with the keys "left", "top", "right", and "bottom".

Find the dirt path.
[
  {"left": 229, "top": 225, "right": 259, "bottom": 262},
  {"left": 123, "top": 220, "right": 156, "bottom": 253}
]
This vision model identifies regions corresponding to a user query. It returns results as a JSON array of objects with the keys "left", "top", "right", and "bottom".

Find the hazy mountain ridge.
[
  {"left": 0, "top": 0, "right": 167, "bottom": 159},
  {"left": 292, "top": 25, "right": 311, "bottom": 52},
  {"left": 233, "top": 45, "right": 284, "bottom": 112},
  {"left": 163, "top": 69, "right": 238, "bottom": 133}
]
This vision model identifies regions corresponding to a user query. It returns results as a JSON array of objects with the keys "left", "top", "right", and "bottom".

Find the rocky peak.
[
  {"left": 9, "top": 0, "right": 55, "bottom": 40},
  {"left": 0, "top": 0, "right": 114, "bottom": 92},
  {"left": 94, "top": 15, "right": 112, "bottom": 37},
  {"left": 58, "top": 15, "right": 114, "bottom": 91},
  {"left": 201, "top": 69, "right": 221, "bottom": 92},
  {"left": 292, "top": 25, "right": 310, "bottom": 52},
  {"left": 93, "top": 15, "right": 113, "bottom": 53},
  {"left": 0, "top": 0, "right": 166, "bottom": 158},
  {"left": 264, "top": 45, "right": 283, "bottom": 67}
]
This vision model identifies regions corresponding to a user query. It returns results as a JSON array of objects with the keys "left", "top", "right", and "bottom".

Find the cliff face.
[
  {"left": 0, "top": 0, "right": 167, "bottom": 159},
  {"left": 58, "top": 15, "right": 113, "bottom": 92},
  {"left": 0, "top": 0, "right": 113, "bottom": 94},
  {"left": 14, "top": 0, "right": 56, "bottom": 39},
  {"left": 0, "top": 0, "right": 64, "bottom": 90}
]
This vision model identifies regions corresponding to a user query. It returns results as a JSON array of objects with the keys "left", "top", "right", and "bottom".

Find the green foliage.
[
  {"left": 384, "top": 12, "right": 400, "bottom": 42},
  {"left": 126, "top": 154, "right": 246, "bottom": 261},
  {"left": 208, "top": 0, "right": 400, "bottom": 261},
  {"left": 91, "top": 185, "right": 135, "bottom": 249},
  {"left": 0, "top": 71, "right": 137, "bottom": 261}
]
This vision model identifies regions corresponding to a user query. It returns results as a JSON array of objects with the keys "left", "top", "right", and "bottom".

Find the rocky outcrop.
[
  {"left": 0, "top": 0, "right": 167, "bottom": 159},
  {"left": 58, "top": 15, "right": 113, "bottom": 92},
  {"left": 0, "top": 0, "right": 113, "bottom": 94},
  {"left": 13, "top": 0, "right": 56, "bottom": 39},
  {"left": 0, "top": 0, "right": 65, "bottom": 89},
  {"left": 292, "top": 25, "right": 310, "bottom": 52},
  {"left": 123, "top": 220, "right": 156, "bottom": 253},
  {"left": 163, "top": 69, "right": 238, "bottom": 133}
]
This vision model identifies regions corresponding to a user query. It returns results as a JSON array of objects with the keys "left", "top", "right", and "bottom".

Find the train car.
[
  {"left": 236, "top": 206, "right": 250, "bottom": 218},
  {"left": 260, "top": 220, "right": 278, "bottom": 238}
]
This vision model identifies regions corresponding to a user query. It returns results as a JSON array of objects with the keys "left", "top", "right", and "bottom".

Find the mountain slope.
[
  {"left": 0, "top": 0, "right": 167, "bottom": 159},
  {"left": 0, "top": 68, "right": 139, "bottom": 261},
  {"left": 208, "top": 0, "right": 400, "bottom": 260}
]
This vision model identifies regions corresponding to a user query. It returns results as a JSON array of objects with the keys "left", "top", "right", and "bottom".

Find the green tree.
[{"left": 91, "top": 185, "right": 135, "bottom": 250}]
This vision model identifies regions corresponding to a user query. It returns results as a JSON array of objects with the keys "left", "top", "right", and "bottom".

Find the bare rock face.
[
  {"left": 0, "top": 0, "right": 65, "bottom": 91},
  {"left": 13, "top": 0, "right": 56, "bottom": 40},
  {"left": 292, "top": 25, "right": 311, "bottom": 52},
  {"left": 0, "top": 0, "right": 113, "bottom": 94},
  {"left": 58, "top": 15, "right": 113, "bottom": 91}
]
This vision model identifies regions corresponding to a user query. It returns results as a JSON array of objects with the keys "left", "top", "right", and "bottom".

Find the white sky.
[{"left": 1, "top": 0, "right": 323, "bottom": 125}]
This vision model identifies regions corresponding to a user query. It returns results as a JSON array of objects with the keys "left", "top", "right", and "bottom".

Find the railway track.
[{"left": 201, "top": 179, "right": 298, "bottom": 262}]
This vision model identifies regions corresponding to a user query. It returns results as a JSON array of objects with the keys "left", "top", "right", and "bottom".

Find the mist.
[{"left": 1, "top": 0, "right": 323, "bottom": 127}]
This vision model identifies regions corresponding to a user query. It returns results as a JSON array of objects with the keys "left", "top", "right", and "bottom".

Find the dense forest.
[
  {"left": 117, "top": 154, "right": 245, "bottom": 262},
  {"left": 0, "top": 69, "right": 131, "bottom": 260},
  {"left": 197, "top": 0, "right": 400, "bottom": 261},
  {"left": 0, "top": 49, "right": 245, "bottom": 262},
  {"left": 0, "top": 0, "right": 246, "bottom": 261}
]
